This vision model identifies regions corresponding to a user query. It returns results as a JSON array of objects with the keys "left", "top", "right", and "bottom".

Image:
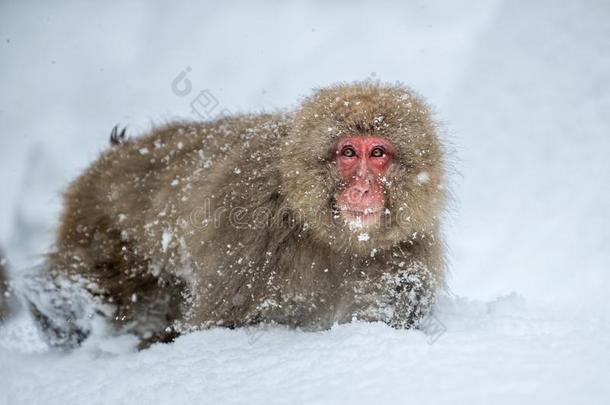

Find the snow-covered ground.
[{"left": 1, "top": 1, "right": 609, "bottom": 404}]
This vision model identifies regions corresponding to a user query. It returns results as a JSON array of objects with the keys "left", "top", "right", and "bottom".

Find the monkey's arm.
[{"left": 349, "top": 240, "right": 442, "bottom": 329}]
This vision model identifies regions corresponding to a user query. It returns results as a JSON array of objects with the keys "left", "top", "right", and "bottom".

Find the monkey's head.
[{"left": 280, "top": 82, "right": 446, "bottom": 255}]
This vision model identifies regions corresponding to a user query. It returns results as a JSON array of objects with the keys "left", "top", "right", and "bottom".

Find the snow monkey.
[{"left": 1, "top": 82, "right": 448, "bottom": 348}]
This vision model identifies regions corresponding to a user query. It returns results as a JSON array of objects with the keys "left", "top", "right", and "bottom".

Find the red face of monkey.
[{"left": 335, "top": 136, "right": 393, "bottom": 228}]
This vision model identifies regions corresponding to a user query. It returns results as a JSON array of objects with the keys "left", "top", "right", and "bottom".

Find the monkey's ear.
[{"left": 109, "top": 125, "right": 128, "bottom": 146}]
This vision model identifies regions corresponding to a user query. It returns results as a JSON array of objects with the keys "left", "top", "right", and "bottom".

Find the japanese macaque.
[{"left": 6, "top": 82, "right": 447, "bottom": 348}]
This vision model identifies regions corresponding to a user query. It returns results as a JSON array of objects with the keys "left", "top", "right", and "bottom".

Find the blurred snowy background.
[{"left": 1, "top": 1, "right": 609, "bottom": 404}]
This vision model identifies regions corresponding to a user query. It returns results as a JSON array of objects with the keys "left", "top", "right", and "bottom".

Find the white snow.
[
  {"left": 1, "top": 1, "right": 609, "bottom": 404},
  {"left": 1, "top": 294, "right": 607, "bottom": 405},
  {"left": 416, "top": 171, "right": 430, "bottom": 184},
  {"left": 357, "top": 233, "right": 370, "bottom": 242},
  {"left": 161, "top": 230, "right": 173, "bottom": 252}
]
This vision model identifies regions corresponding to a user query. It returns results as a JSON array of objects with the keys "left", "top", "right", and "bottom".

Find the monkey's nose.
[{"left": 347, "top": 185, "right": 369, "bottom": 203}]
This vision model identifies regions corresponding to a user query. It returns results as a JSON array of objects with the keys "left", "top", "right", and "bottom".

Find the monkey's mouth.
[{"left": 338, "top": 206, "right": 383, "bottom": 229}]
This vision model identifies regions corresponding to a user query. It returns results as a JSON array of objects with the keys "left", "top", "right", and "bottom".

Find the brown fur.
[{"left": 37, "top": 81, "right": 447, "bottom": 346}]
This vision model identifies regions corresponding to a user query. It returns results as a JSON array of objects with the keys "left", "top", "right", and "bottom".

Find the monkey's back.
[
  {"left": 55, "top": 114, "right": 285, "bottom": 258},
  {"left": 47, "top": 114, "right": 288, "bottom": 341}
]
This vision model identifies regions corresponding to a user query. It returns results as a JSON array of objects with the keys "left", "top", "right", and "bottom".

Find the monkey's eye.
[
  {"left": 371, "top": 147, "right": 385, "bottom": 158},
  {"left": 341, "top": 147, "right": 356, "bottom": 158}
]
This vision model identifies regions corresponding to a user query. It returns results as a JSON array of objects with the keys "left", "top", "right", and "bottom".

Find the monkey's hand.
[
  {"left": 351, "top": 262, "right": 436, "bottom": 329},
  {"left": 386, "top": 264, "right": 436, "bottom": 329}
]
